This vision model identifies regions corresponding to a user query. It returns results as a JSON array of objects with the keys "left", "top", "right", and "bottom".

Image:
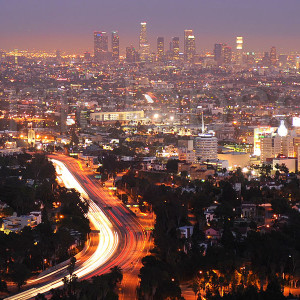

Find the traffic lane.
[{"left": 49, "top": 155, "right": 147, "bottom": 296}]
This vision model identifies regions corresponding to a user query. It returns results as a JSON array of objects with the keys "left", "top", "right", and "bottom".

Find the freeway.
[{"left": 6, "top": 154, "right": 149, "bottom": 300}]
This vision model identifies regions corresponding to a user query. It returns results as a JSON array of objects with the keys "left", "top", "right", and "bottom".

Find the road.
[{"left": 5, "top": 154, "right": 150, "bottom": 300}]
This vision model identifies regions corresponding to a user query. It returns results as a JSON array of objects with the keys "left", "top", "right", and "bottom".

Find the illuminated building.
[
  {"left": 236, "top": 36, "right": 243, "bottom": 64},
  {"left": 278, "top": 54, "right": 288, "bottom": 68},
  {"left": 94, "top": 31, "right": 109, "bottom": 62},
  {"left": 253, "top": 126, "right": 277, "bottom": 156},
  {"left": 270, "top": 46, "right": 277, "bottom": 66},
  {"left": 223, "top": 46, "right": 232, "bottom": 64},
  {"left": 194, "top": 134, "right": 218, "bottom": 161},
  {"left": 90, "top": 111, "right": 144, "bottom": 123},
  {"left": 111, "top": 31, "right": 119, "bottom": 61},
  {"left": 126, "top": 45, "right": 139, "bottom": 63},
  {"left": 262, "top": 51, "right": 270, "bottom": 66},
  {"left": 184, "top": 30, "right": 195, "bottom": 62},
  {"left": 246, "top": 52, "right": 255, "bottom": 66},
  {"left": 273, "top": 157, "right": 296, "bottom": 173},
  {"left": 28, "top": 128, "right": 36, "bottom": 147},
  {"left": 259, "top": 121, "right": 294, "bottom": 163},
  {"left": 172, "top": 37, "right": 180, "bottom": 60},
  {"left": 157, "top": 37, "right": 164, "bottom": 61},
  {"left": 260, "top": 136, "right": 294, "bottom": 163},
  {"left": 139, "top": 22, "right": 150, "bottom": 61},
  {"left": 56, "top": 50, "right": 61, "bottom": 64}
]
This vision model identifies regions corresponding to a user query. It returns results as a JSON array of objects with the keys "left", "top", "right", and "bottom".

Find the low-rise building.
[{"left": 1, "top": 211, "right": 42, "bottom": 234}]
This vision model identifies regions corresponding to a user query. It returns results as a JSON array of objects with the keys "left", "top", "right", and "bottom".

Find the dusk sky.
[{"left": 1, "top": 0, "right": 300, "bottom": 54}]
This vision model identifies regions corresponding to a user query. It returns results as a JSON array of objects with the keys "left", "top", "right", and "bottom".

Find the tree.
[
  {"left": 35, "top": 294, "right": 47, "bottom": 300},
  {"left": 10, "top": 263, "right": 31, "bottom": 290},
  {"left": 166, "top": 159, "right": 179, "bottom": 174},
  {"left": 70, "top": 129, "right": 79, "bottom": 146},
  {"left": 190, "top": 279, "right": 200, "bottom": 300},
  {"left": 109, "top": 266, "right": 123, "bottom": 286},
  {"left": 67, "top": 256, "right": 76, "bottom": 277}
]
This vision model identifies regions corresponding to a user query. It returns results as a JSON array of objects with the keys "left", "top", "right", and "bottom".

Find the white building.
[
  {"left": 90, "top": 110, "right": 144, "bottom": 123},
  {"left": 178, "top": 148, "right": 195, "bottom": 163},
  {"left": 260, "top": 136, "right": 294, "bottom": 163},
  {"left": 1, "top": 211, "right": 42, "bottom": 234},
  {"left": 194, "top": 134, "right": 218, "bottom": 161}
]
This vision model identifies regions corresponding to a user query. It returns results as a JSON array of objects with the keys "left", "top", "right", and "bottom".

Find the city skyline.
[{"left": 1, "top": 0, "right": 300, "bottom": 53}]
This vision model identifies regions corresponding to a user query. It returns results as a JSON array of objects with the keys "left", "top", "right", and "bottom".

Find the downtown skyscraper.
[
  {"left": 172, "top": 37, "right": 180, "bottom": 60},
  {"left": 184, "top": 30, "right": 196, "bottom": 62},
  {"left": 139, "top": 22, "right": 150, "bottom": 61},
  {"left": 236, "top": 36, "right": 243, "bottom": 65},
  {"left": 112, "top": 31, "right": 119, "bottom": 61},
  {"left": 270, "top": 46, "right": 277, "bottom": 66},
  {"left": 214, "top": 43, "right": 224, "bottom": 66},
  {"left": 157, "top": 37, "right": 164, "bottom": 61},
  {"left": 94, "top": 31, "right": 109, "bottom": 62}
]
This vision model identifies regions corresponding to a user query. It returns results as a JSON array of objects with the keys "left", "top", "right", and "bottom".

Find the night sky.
[{"left": 1, "top": 0, "right": 299, "bottom": 53}]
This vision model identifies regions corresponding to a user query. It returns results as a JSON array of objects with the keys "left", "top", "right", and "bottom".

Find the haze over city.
[{"left": 1, "top": 0, "right": 300, "bottom": 52}]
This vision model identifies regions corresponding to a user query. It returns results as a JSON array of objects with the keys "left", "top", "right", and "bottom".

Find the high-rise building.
[
  {"left": 278, "top": 55, "right": 288, "bottom": 68},
  {"left": 214, "top": 43, "right": 224, "bottom": 65},
  {"left": 126, "top": 45, "right": 139, "bottom": 63},
  {"left": 112, "top": 31, "right": 119, "bottom": 61},
  {"left": 246, "top": 52, "right": 255, "bottom": 66},
  {"left": 184, "top": 30, "right": 195, "bottom": 62},
  {"left": 172, "top": 37, "right": 180, "bottom": 60},
  {"left": 260, "top": 136, "right": 294, "bottom": 163},
  {"left": 94, "top": 31, "right": 109, "bottom": 62},
  {"left": 270, "top": 46, "right": 277, "bottom": 66},
  {"left": 56, "top": 50, "right": 62, "bottom": 64},
  {"left": 236, "top": 36, "right": 243, "bottom": 64},
  {"left": 223, "top": 46, "right": 232, "bottom": 64},
  {"left": 139, "top": 22, "right": 150, "bottom": 61},
  {"left": 262, "top": 51, "right": 270, "bottom": 66},
  {"left": 157, "top": 37, "right": 164, "bottom": 61},
  {"left": 194, "top": 134, "right": 218, "bottom": 161}
]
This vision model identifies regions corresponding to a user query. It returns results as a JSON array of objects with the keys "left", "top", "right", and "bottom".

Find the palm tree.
[
  {"left": 190, "top": 279, "right": 200, "bottom": 300},
  {"left": 110, "top": 266, "right": 123, "bottom": 285}
]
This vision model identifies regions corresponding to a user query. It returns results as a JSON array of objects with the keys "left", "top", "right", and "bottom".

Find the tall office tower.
[
  {"left": 184, "top": 30, "right": 196, "bottom": 62},
  {"left": 56, "top": 50, "right": 62, "bottom": 64},
  {"left": 260, "top": 135, "right": 294, "bottom": 163},
  {"left": 278, "top": 54, "right": 288, "bottom": 68},
  {"left": 94, "top": 31, "right": 109, "bottom": 62},
  {"left": 246, "top": 52, "right": 255, "bottom": 66},
  {"left": 111, "top": 31, "right": 119, "bottom": 61},
  {"left": 139, "top": 22, "right": 150, "bottom": 61},
  {"left": 223, "top": 46, "right": 232, "bottom": 64},
  {"left": 194, "top": 134, "right": 218, "bottom": 161},
  {"left": 236, "top": 36, "right": 243, "bottom": 64},
  {"left": 172, "top": 37, "right": 180, "bottom": 60},
  {"left": 262, "top": 52, "right": 270, "bottom": 66},
  {"left": 270, "top": 46, "right": 277, "bottom": 66},
  {"left": 157, "top": 37, "right": 164, "bottom": 61},
  {"left": 126, "top": 45, "right": 139, "bottom": 63},
  {"left": 214, "top": 43, "right": 224, "bottom": 65}
]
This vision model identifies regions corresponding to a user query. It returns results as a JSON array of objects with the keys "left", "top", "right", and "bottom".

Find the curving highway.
[{"left": 5, "top": 154, "right": 149, "bottom": 300}]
